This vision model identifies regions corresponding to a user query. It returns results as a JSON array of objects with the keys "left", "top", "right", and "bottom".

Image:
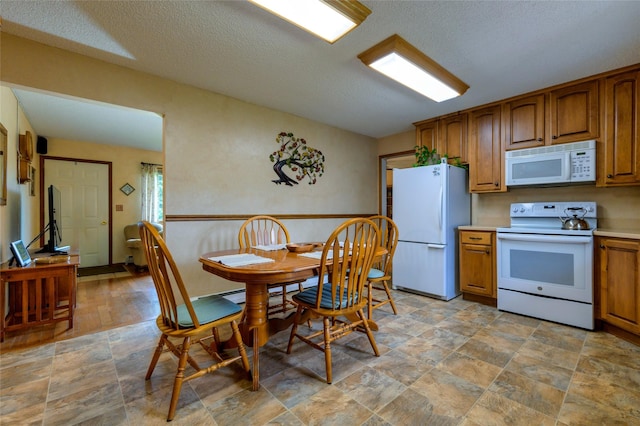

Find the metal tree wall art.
[{"left": 269, "top": 132, "right": 325, "bottom": 186}]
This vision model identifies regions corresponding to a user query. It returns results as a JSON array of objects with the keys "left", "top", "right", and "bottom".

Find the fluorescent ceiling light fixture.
[
  {"left": 358, "top": 34, "right": 469, "bottom": 102},
  {"left": 248, "top": 0, "right": 371, "bottom": 43}
]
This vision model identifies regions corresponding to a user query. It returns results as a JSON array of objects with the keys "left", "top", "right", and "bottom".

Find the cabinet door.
[
  {"left": 599, "top": 238, "right": 640, "bottom": 334},
  {"left": 460, "top": 241, "right": 494, "bottom": 297},
  {"left": 438, "top": 114, "right": 467, "bottom": 163},
  {"left": 549, "top": 80, "right": 599, "bottom": 144},
  {"left": 415, "top": 119, "right": 438, "bottom": 151},
  {"left": 603, "top": 70, "right": 640, "bottom": 186},
  {"left": 503, "top": 94, "right": 545, "bottom": 150},
  {"left": 468, "top": 105, "right": 504, "bottom": 192}
]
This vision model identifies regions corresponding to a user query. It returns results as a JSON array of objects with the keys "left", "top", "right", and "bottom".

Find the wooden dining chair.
[
  {"left": 138, "top": 221, "right": 250, "bottom": 422},
  {"left": 238, "top": 215, "right": 304, "bottom": 316},
  {"left": 286, "top": 218, "right": 381, "bottom": 384},
  {"left": 366, "top": 215, "right": 399, "bottom": 319}
]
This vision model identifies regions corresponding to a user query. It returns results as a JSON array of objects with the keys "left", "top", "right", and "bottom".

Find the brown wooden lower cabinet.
[
  {"left": 459, "top": 230, "right": 496, "bottom": 306},
  {"left": 596, "top": 236, "right": 640, "bottom": 344}
]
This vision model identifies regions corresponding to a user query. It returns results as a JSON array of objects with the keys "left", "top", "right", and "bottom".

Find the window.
[{"left": 141, "top": 163, "right": 163, "bottom": 223}]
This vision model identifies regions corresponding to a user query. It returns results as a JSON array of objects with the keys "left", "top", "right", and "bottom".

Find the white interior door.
[{"left": 44, "top": 159, "right": 110, "bottom": 267}]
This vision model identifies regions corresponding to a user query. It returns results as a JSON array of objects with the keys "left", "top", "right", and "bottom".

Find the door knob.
[{"left": 101, "top": 220, "right": 107, "bottom": 225}]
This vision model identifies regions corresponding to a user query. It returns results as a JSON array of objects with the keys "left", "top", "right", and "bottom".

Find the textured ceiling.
[{"left": 3, "top": 0, "right": 640, "bottom": 152}]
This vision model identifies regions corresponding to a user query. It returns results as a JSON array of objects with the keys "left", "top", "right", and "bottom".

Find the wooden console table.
[{"left": 0, "top": 251, "right": 79, "bottom": 342}]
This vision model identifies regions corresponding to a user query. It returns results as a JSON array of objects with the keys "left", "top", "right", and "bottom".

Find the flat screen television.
[{"left": 40, "top": 184, "right": 68, "bottom": 253}]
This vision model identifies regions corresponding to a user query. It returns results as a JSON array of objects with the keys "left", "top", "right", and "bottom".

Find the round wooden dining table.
[
  {"left": 200, "top": 247, "right": 321, "bottom": 390},
  {"left": 200, "top": 245, "right": 385, "bottom": 390}
]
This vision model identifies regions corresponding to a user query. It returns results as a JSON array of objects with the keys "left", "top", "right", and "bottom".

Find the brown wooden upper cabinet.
[
  {"left": 602, "top": 69, "right": 640, "bottom": 186},
  {"left": 468, "top": 105, "right": 504, "bottom": 192},
  {"left": 504, "top": 81, "right": 599, "bottom": 151},
  {"left": 415, "top": 118, "right": 438, "bottom": 151},
  {"left": 415, "top": 114, "right": 468, "bottom": 164},
  {"left": 503, "top": 94, "right": 545, "bottom": 150},
  {"left": 549, "top": 80, "right": 599, "bottom": 144},
  {"left": 438, "top": 114, "right": 468, "bottom": 164}
]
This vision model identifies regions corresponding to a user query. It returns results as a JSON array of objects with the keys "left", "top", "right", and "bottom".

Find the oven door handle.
[{"left": 497, "top": 233, "right": 592, "bottom": 244}]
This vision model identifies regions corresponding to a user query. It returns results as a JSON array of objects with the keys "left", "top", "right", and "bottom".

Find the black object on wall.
[{"left": 37, "top": 136, "right": 48, "bottom": 154}]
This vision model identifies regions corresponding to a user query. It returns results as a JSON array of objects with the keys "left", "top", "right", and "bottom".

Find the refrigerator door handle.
[
  {"left": 438, "top": 185, "right": 443, "bottom": 230},
  {"left": 427, "top": 243, "right": 446, "bottom": 249}
]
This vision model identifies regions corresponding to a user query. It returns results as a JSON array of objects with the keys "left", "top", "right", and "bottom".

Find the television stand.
[{"left": 0, "top": 249, "right": 79, "bottom": 342}]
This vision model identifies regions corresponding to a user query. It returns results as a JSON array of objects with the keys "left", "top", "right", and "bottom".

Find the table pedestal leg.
[{"left": 244, "top": 283, "right": 269, "bottom": 390}]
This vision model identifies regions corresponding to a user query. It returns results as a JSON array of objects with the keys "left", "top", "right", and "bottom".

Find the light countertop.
[
  {"left": 594, "top": 229, "right": 640, "bottom": 240},
  {"left": 458, "top": 225, "right": 503, "bottom": 232}
]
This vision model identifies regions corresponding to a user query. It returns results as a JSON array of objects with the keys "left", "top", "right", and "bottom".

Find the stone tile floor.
[{"left": 2, "top": 289, "right": 640, "bottom": 425}]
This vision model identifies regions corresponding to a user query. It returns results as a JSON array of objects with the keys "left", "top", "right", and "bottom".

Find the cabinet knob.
[
  {"left": 552, "top": 135, "right": 558, "bottom": 139},
  {"left": 537, "top": 138, "right": 543, "bottom": 142},
  {"left": 494, "top": 182, "right": 499, "bottom": 186},
  {"left": 600, "top": 244, "right": 605, "bottom": 249},
  {"left": 607, "top": 174, "right": 613, "bottom": 178}
]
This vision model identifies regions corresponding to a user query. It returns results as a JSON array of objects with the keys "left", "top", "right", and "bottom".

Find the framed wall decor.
[
  {"left": 0, "top": 123, "right": 7, "bottom": 205},
  {"left": 120, "top": 183, "right": 135, "bottom": 195}
]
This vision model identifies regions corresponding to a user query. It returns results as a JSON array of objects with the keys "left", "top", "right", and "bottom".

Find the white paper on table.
[
  {"left": 208, "top": 253, "right": 275, "bottom": 267},
  {"left": 299, "top": 250, "right": 342, "bottom": 260},
  {"left": 251, "top": 244, "right": 287, "bottom": 251}
]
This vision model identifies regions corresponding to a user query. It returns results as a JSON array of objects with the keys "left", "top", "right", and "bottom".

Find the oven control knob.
[
  {"left": 537, "top": 286, "right": 543, "bottom": 291},
  {"left": 519, "top": 207, "right": 526, "bottom": 213}
]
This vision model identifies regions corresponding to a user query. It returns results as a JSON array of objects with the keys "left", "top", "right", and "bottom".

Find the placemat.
[
  {"left": 251, "top": 244, "right": 287, "bottom": 251},
  {"left": 208, "top": 253, "right": 275, "bottom": 267}
]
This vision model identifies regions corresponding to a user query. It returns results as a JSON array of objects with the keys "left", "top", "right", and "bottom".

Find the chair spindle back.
[{"left": 138, "top": 221, "right": 201, "bottom": 329}]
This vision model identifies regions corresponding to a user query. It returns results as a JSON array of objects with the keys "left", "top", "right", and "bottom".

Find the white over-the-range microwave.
[{"left": 505, "top": 140, "right": 596, "bottom": 187}]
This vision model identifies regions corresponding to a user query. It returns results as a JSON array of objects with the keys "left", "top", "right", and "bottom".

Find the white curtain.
[{"left": 141, "top": 163, "right": 163, "bottom": 222}]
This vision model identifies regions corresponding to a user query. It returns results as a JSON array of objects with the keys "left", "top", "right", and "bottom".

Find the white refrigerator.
[{"left": 392, "top": 160, "right": 470, "bottom": 300}]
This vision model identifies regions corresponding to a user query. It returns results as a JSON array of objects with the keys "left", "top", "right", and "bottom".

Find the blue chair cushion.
[
  {"left": 294, "top": 283, "right": 358, "bottom": 309},
  {"left": 367, "top": 268, "right": 385, "bottom": 279},
  {"left": 176, "top": 295, "right": 242, "bottom": 328}
]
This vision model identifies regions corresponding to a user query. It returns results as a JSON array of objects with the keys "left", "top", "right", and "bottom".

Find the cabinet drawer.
[{"left": 461, "top": 232, "right": 492, "bottom": 245}]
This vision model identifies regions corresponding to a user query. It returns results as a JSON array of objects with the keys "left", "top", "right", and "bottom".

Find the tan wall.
[
  {"left": 0, "top": 86, "right": 39, "bottom": 257},
  {"left": 43, "top": 138, "right": 163, "bottom": 263},
  {"left": 1, "top": 34, "right": 378, "bottom": 295},
  {"left": 377, "top": 130, "right": 414, "bottom": 157},
  {"left": 473, "top": 185, "right": 640, "bottom": 230}
]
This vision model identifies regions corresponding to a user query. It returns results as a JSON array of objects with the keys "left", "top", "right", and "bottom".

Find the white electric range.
[{"left": 496, "top": 201, "right": 597, "bottom": 329}]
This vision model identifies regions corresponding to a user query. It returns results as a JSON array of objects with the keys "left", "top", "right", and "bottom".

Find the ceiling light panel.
[
  {"left": 248, "top": 0, "right": 371, "bottom": 43},
  {"left": 358, "top": 34, "right": 469, "bottom": 102}
]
